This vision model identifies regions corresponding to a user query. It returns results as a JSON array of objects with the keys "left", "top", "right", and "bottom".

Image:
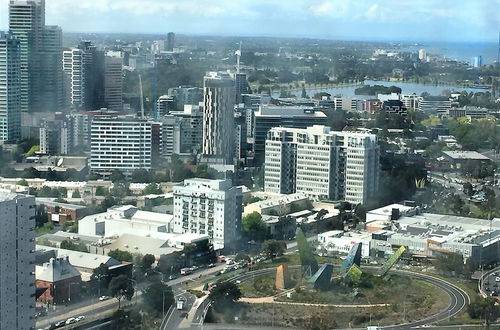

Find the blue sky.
[{"left": 1, "top": 0, "right": 499, "bottom": 42}]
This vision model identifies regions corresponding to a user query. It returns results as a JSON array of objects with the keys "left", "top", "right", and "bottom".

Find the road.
[
  {"left": 218, "top": 265, "right": 469, "bottom": 330},
  {"left": 478, "top": 266, "right": 500, "bottom": 298},
  {"left": 35, "top": 263, "right": 228, "bottom": 329}
]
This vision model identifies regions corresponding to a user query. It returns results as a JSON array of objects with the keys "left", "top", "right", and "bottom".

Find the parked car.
[
  {"left": 207, "top": 263, "right": 216, "bottom": 268},
  {"left": 99, "top": 295, "right": 111, "bottom": 301},
  {"left": 65, "top": 317, "right": 77, "bottom": 325},
  {"left": 54, "top": 321, "right": 66, "bottom": 328},
  {"left": 75, "top": 315, "right": 86, "bottom": 322}
]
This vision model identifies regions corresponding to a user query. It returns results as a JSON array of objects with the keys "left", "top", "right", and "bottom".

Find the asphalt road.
[
  {"left": 221, "top": 265, "right": 469, "bottom": 330},
  {"left": 479, "top": 267, "right": 500, "bottom": 298},
  {"left": 36, "top": 263, "right": 227, "bottom": 330}
]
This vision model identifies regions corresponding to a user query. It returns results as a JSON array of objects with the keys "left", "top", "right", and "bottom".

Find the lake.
[{"left": 272, "top": 80, "right": 490, "bottom": 98}]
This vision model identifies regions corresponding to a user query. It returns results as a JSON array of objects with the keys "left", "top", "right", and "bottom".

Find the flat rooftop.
[{"left": 442, "top": 151, "right": 491, "bottom": 161}]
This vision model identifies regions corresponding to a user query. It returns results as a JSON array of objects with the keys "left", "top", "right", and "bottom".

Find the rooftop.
[
  {"left": 36, "top": 257, "right": 81, "bottom": 283},
  {"left": 35, "top": 245, "right": 121, "bottom": 270},
  {"left": 442, "top": 151, "right": 491, "bottom": 161}
]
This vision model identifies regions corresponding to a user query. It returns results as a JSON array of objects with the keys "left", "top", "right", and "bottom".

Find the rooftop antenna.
[
  {"left": 139, "top": 74, "right": 145, "bottom": 119},
  {"left": 236, "top": 41, "right": 242, "bottom": 74}
]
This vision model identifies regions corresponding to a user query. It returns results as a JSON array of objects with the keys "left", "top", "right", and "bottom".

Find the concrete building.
[
  {"left": 0, "top": 191, "right": 36, "bottom": 330},
  {"left": 39, "top": 117, "right": 73, "bottom": 154},
  {"left": 35, "top": 245, "right": 121, "bottom": 277},
  {"left": 401, "top": 94, "right": 420, "bottom": 109},
  {"left": 104, "top": 56, "right": 123, "bottom": 111},
  {"left": 35, "top": 256, "right": 81, "bottom": 304},
  {"left": 234, "top": 72, "right": 249, "bottom": 104},
  {"left": 441, "top": 150, "right": 492, "bottom": 169},
  {"left": 90, "top": 116, "right": 162, "bottom": 175},
  {"left": 418, "top": 48, "right": 427, "bottom": 61},
  {"left": 9, "top": 0, "right": 45, "bottom": 113},
  {"left": 366, "top": 204, "right": 499, "bottom": 266},
  {"left": 39, "top": 25, "right": 64, "bottom": 112},
  {"left": 0, "top": 32, "right": 21, "bottom": 142},
  {"left": 156, "top": 95, "right": 176, "bottom": 117},
  {"left": 161, "top": 104, "right": 203, "bottom": 158},
  {"left": 36, "top": 199, "right": 88, "bottom": 224},
  {"left": 318, "top": 230, "right": 372, "bottom": 257},
  {"left": 243, "top": 193, "right": 310, "bottom": 216},
  {"left": 418, "top": 96, "right": 452, "bottom": 114},
  {"left": 202, "top": 72, "right": 235, "bottom": 165},
  {"left": 63, "top": 48, "right": 85, "bottom": 107},
  {"left": 166, "top": 32, "right": 175, "bottom": 51},
  {"left": 167, "top": 86, "right": 203, "bottom": 111},
  {"left": 253, "top": 105, "right": 327, "bottom": 164},
  {"left": 264, "top": 126, "right": 380, "bottom": 204},
  {"left": 78, "top": 205, "right": 174, "bottom": 238},
  {"left": 173, "top": 178, "right": 242, "bottom": 250},
  {"left": 78, "top": 41, "right": 105, "bottom": 110},
  {"left": 472, "top": 56, "right": 482, "bottom": 68}
]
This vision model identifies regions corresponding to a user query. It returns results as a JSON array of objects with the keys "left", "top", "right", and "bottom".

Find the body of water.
[{"left": 273, "top": 80, "right": 490, "bottom": 98}]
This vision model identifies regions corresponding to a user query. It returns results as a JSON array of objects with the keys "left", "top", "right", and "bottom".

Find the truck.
[{"left": 177, "top": 298, "right": 185, "bottom": 310}]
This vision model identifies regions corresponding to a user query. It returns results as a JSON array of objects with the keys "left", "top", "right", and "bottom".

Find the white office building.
[
  {"left": 90, "top": 116, "right": 162, "bottom": 175},
  {"left": 265, "top": 125, "right": 380, "bottom": 204},
  {"left": 173, "top": 178, "right": 243, "bottom": 250},
  {"left": 0, "top": 32, "right": 21, "bottom": 142},
  {"left": 0, "top": 191, "right": 36, "bottom": 330},
  {"left": 63, "top": 48, "right": 84, "bottom": 107},
  {"left": 202, "top": 72, "right": 235, "bottom": 165}
]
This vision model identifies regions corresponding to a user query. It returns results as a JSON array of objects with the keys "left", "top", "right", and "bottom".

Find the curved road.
[{"left": 222, "top": 265, "right": 469, "bottom": 329}]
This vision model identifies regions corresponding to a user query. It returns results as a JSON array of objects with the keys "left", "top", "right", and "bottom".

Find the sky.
[{"left": 0, "top": 0, "right": 499, "bottom": 42}]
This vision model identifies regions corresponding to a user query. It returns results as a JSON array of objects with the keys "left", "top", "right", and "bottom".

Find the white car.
[
  {"left": 65, "top": 317, "right": 77, "bottom": 325},
  {"left": 99, "top": 295, "right": 111, "bottom": 301},
  {"left": 75, "top": 315, "right": 86, "bottom": 322}
]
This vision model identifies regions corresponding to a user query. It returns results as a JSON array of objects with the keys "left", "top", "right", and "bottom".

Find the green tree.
[
  {"left": 17, "top": 179, "right": 28, "bottom": 186},
  {"left": 131, "top": 169, "right": 153, "bottom": 183},
  {"left": 60, "top": 239, "right": 87, "bottom": 252},
  {"left": 242, "top": 212, "right": 267, "bottom": 241},
  {"left": 141, "top": 254, "right": 156, "bottom": 270},
  {"left": 109, "top": 169, "right": 126, "bottom": 183},
  {"left": 90, "top": 263, "right": 111, "bottom": 296},
  {"left": 142, "top": 282, "right": 174, "bottom": 313},
  {"left": 208, "top": 281, "right": 241, "bottom": 312},
  {"left": 467, "top": 296, "right": 499, "bottom": 325},
  {"left": 433, "top": 252, "right": 470, "bottom": 277},
  {"left": 108, "top": 275, "right": 135, "bottom": 309},
  {"left": 110, "top": 181, "right": 130, "bottom": 199},
  {"left": 108, "top": 249, "right": 134, "bottom": 262},
  {"left": 261, "top": 239, "right": 286, "bottom": 261},
  {"left": 72, "top": 190, "right": 81, "bottom": 198},
  {"left": 463, "top": 182, "right": 474, "bottom": 197},
  {"left": 142, "top": 183, "right": 162, "bottom": 195},
  {"left": 95, "top": 186, "right": 107, "bottom": 196},
  {"left": 111, "top": 309, "right": 142, "bottom": 330},
  {"left": 234, "top": 253, "right": 251, "bottom": 263},
  {"left": 296, "top": 228, "right": 318, "bottom": 275}
]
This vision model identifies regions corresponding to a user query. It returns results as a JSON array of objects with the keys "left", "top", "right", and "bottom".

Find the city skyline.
[{"left": 0, "top": 0, "right": 499, "bottom": 42}]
